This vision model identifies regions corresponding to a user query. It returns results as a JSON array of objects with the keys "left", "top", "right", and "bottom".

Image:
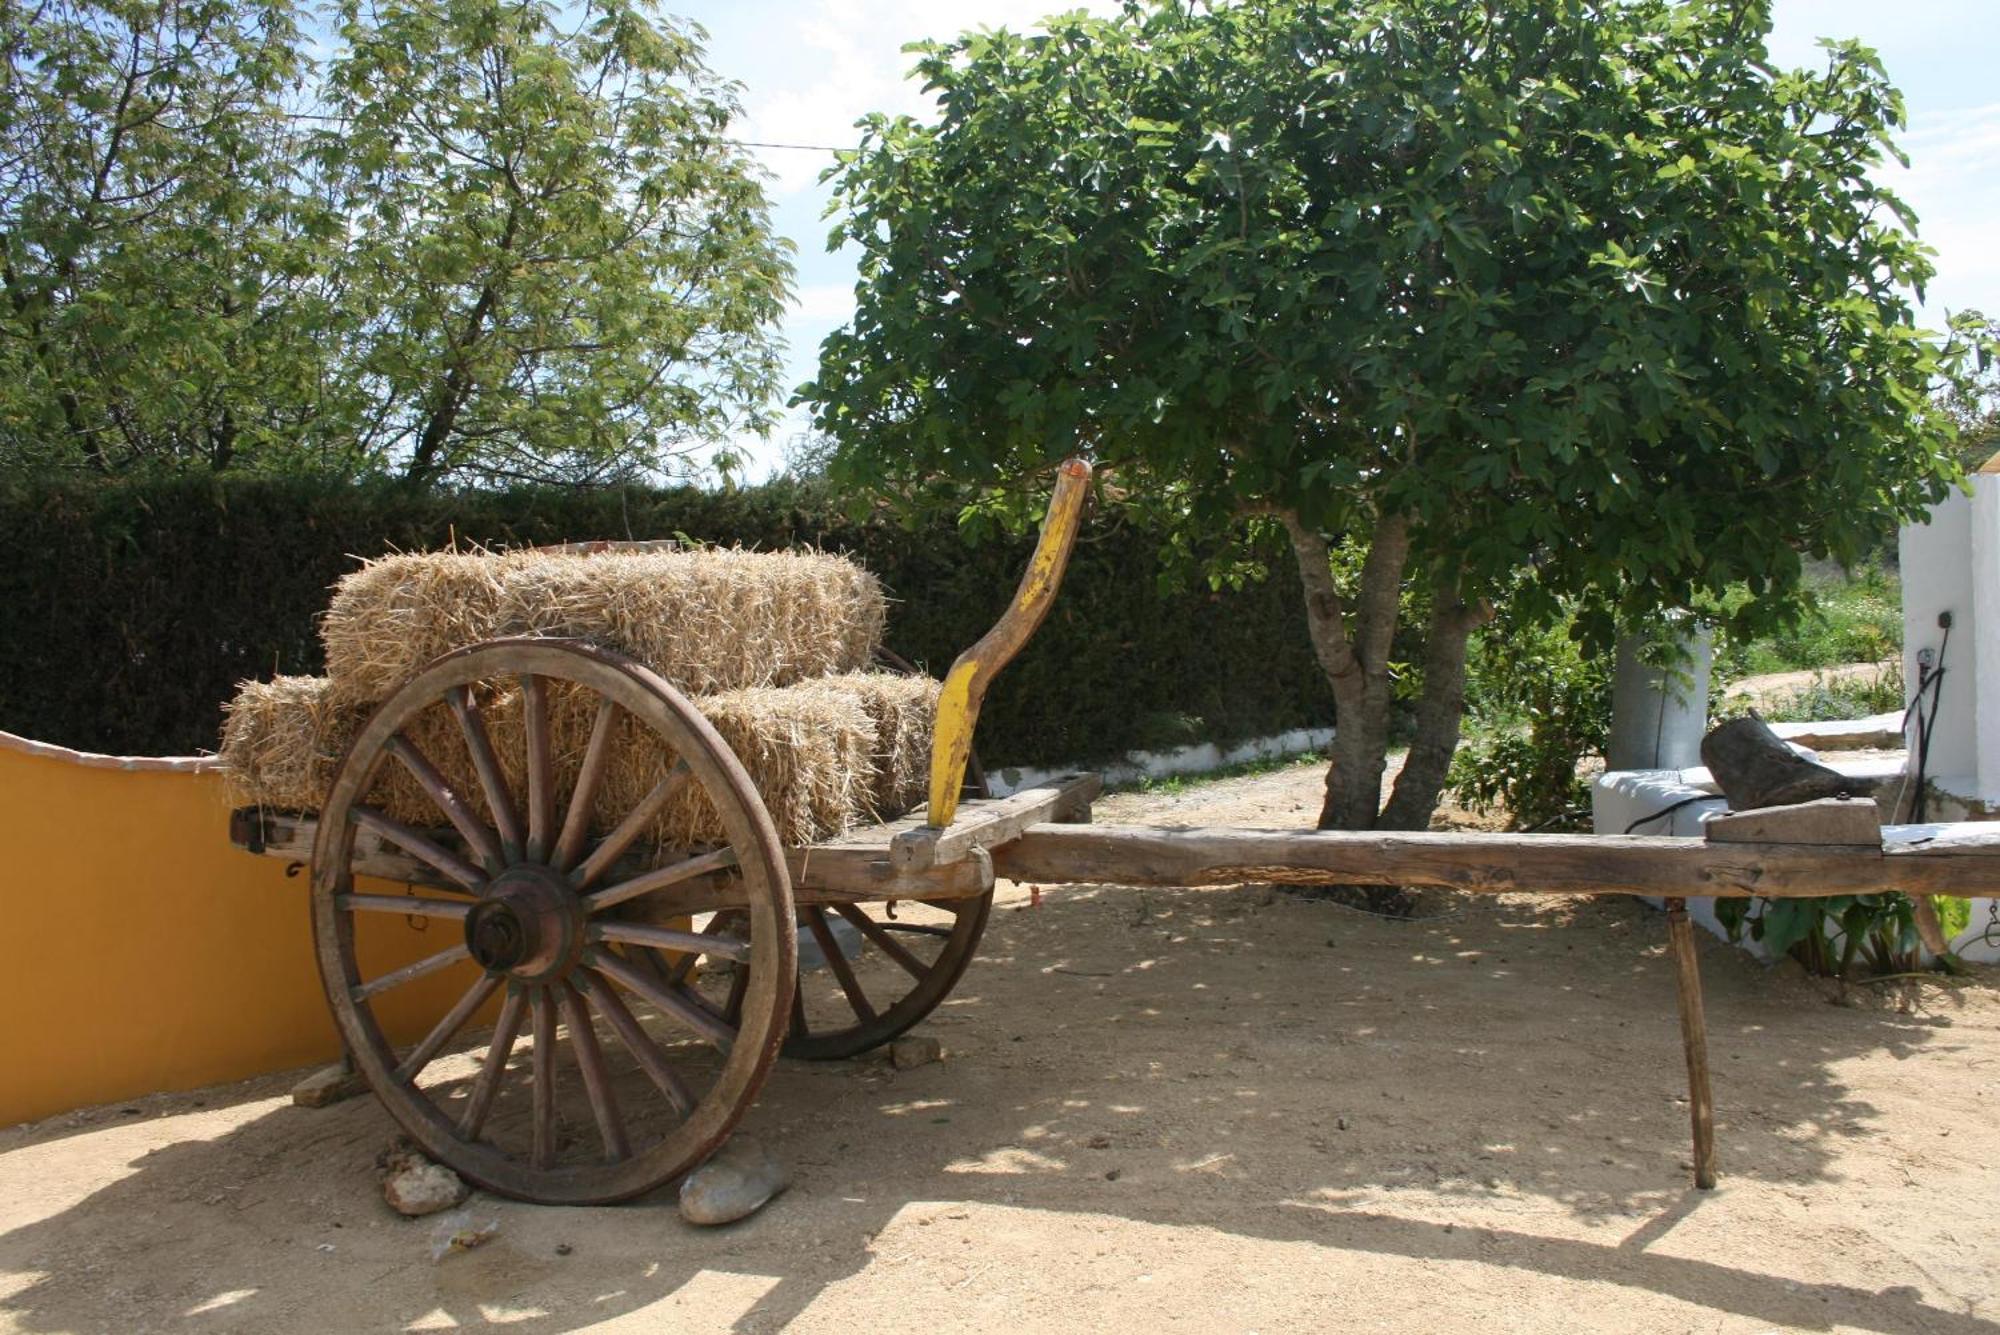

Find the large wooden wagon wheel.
[{"left": 310, "top": 639, "right": 796, "bottom": 1206}]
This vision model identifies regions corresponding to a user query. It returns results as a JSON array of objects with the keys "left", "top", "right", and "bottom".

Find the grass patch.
[
  {"left": 1753, "top": 665, "right": 1905, "bottom": 723},
  {"left": 1109, "top": 749, "right": 1325, "bottom": 796}
]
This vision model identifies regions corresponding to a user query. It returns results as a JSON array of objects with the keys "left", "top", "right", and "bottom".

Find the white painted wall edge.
[
  {"left": 0, "top": 729, "right": 216, "bottom": 773},
  {"left": 986, "top": 727, "right": 1335, "bottom": 798}
]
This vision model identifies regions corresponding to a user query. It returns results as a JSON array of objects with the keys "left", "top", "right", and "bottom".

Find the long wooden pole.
[{"left": 989, "top": 824, "right": 2000, "bottom": 899}]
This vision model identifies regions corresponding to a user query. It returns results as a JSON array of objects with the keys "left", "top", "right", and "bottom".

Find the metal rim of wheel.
[{"left": 310, "top": 638, "right": 796, "bottom": 1205}]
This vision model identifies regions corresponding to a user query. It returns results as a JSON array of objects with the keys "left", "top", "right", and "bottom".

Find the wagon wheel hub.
[{"left": 465, "top": 866, "right": 578, "bottom": 979}]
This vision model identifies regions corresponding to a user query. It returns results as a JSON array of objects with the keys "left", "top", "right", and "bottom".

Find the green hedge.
[{"left": 0, "top": 475, "right": 1332, "bottom": 769}]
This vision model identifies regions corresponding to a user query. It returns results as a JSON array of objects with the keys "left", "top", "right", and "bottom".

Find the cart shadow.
[{"left": 1, "top": 884, "right": 1991, "bottom": 1333}]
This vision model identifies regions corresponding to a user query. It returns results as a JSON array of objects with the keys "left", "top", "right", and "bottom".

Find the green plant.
[
  {"left": 1448, "top": 608, "right": 1610, "bottom": 830},
  {"left": 1713, "top": 892, "right": 1964, "bottom": 979},
  {"left": 807, "top": 0, "right": 1980, "bottom": 837}
]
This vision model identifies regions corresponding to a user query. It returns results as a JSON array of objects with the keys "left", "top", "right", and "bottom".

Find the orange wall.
[{"left": 0, "top": 737, "right": 466, "bottom": 1126}]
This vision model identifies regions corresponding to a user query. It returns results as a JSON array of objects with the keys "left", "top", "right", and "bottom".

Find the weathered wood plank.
[
  {"left": 1704, "top": 796, "right": 1881, "bottom": 845},
  {"left": 988, "top": 823, "right": 2000, "bottom": 899},
  {"left": 888, "top": 773, "right": 1102, "bottom": 870}
]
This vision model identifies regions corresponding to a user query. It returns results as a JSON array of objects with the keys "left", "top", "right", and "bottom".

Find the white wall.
[
  {"left": 985, "top": 726, "right": 1335, "bottom": 798},
  {"left": 1901, "top": 484, "right": 1977, "bottom": 789},
  {"left": 1973, "top": 478, "right": 2000, "bottom": 798}
]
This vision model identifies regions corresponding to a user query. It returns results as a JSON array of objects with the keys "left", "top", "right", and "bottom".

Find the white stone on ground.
[
  {"left": 890, "top": 1034, "right": 944, "bottom": 1070},
  {"left": 679, "top": 1137, "right": 788, "bottom": 1226},
  {"left": 381, "top": 1149, "right": 470, "bottom": 1217}
]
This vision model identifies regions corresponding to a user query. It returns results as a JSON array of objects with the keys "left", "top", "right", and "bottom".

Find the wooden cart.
[{"left": 231, "top": 459, "right": 2000, "bottom": 1206}]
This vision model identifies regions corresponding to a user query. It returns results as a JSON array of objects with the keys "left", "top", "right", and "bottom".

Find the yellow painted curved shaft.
[{"left": 925, "top": 458, "right": 1092, "bottom": 828}]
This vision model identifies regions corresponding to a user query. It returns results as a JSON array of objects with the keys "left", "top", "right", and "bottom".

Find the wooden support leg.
[
  {"left": 1664, "top": 897, "right": 1718, "bottom": 1189},
  {"left": 291, "top": 1051, "right": 369, "bottom": 1109}
]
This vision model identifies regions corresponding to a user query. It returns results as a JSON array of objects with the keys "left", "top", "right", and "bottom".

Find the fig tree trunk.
[{"left": 1284, "top": 511, "right": 1491, "bottom": 834}]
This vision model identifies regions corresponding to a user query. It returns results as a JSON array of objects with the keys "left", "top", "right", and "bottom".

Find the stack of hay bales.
[{"left": 219, "top": 547, "right": 941, "bottom": 850}]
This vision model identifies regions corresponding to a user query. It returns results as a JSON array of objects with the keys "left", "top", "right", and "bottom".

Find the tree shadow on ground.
[{"left": 1, "top": 884, "right": 1991, "bottom": 1333}]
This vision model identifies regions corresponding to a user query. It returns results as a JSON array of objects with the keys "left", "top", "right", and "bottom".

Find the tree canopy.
[
  {"left": 0, "top": 0, "right": 791, "bottom": 483},
  {"left": 807, "top": 0, "right": 1983, "bottom": 829}
]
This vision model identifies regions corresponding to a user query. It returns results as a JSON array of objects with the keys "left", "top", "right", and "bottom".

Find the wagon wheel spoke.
[
  {"left": 350, "top": 805, "right": 487, "bottom": 892},
  {"left": 663, "top": 910, "right": 747, "bottom": 986},
  {"left": 806, "top": 907, "right": 877, "bottom": 1024},
  {"left": 447, "top": 686, "right": 524, "bottom": 862},
  {"left": 553, "top": 696, "right": 619, "bottom": 872},
  {"left": 877, "top": 921, "right": 954, "bottom": 939},
  {"left": 834, "top": 903, "right": 927, "bottom": 980},
  {"left": 337, "top": 893, "right": 473, "bottom": 919},
  {"left": 723, "top": 960, "right": 750, "bottom": 1026},
  {"left": 572, "top": 761, "right": 693, "bottom": 889},
  {"left": 387, "top": 733, "right": 506, "bottom": 872},
  {"left": 557, "top": 981, "right": 629, "bottom": 1162},
  {"left": 353, "top": 944, "right": 469, "bottom": 1001},
  {"left": 633, "top": 943, "right": 731, "bottom": 1023},
  {"left": 458, "top": 985, "right": 528, "bottom": 1139},
  {"left": 396, "top": 972, "right": 501, "bottom": 1081},
  {"left": 530, "top": 985, "right": 558, "bottom": 1169},
  {"left": 613, "top": 940, "right": 732, "bottom": 1031},
  {"left": 575, "top": 970, "right": 695, "bottom": 1117},
  {"left": 521, "top": 674, "right": 556, "bottom": 863},
  {"left": 789, "top": 981, "right": 810, "bottom": 1039},
  {"left": 588, "top": 919, "right": 751, "bottom": 963},
  {"left": 587, "top": 947, "right": 735, "bottom": 1050},
  {"left": 584, "top": 843, "right": 736, "bottom": 914}
]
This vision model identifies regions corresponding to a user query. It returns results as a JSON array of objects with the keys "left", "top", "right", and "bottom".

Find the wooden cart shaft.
[{"left": 988, "top": 821, "right": 2000, "bottom": 899}]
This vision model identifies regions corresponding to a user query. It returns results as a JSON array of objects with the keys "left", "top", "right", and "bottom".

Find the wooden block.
[
  {"left": 1703, "top": 796, "right": 1881, "bottom": 846},
  {"left": 292, "top": 1060, "right": 369, "bottom": 1109}
]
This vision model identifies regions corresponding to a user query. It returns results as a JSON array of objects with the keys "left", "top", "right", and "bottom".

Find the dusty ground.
[{"left": 5, "top": 760, "right": 2000, "bottom": 1334}]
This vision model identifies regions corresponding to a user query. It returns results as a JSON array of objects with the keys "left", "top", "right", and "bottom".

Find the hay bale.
[
  {"left": 217, "top": 669, "right": 934, "bottom": 851},
  {"left": 821, "top": 670, "right": 941, "bottom": 819},
  {"left": 651, "top": 680, "right": 874, "bottom": 847},
  {"left": 218, "top": 676, "right": 367, "bottom": 812},
  {"left": 217, "top": 675, "right": 475, "bottom": 820},
  {"left": 320, "top": 547, "right": 886, "bottom": 701}
]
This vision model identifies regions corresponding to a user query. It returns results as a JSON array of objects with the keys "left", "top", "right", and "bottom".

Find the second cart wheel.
[
  {"left": 310, "top": 639, "right": 796, "bottom": 1206},
  {"left": 782, "top": 893, "right": 994, "bottom": 1060}
]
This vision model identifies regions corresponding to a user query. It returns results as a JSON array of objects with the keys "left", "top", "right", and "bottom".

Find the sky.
[{"left": 672, "top": 0, "right": 2000, "bottom": 480}]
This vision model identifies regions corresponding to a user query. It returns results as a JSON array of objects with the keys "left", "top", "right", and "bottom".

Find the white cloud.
[
  {"left": 790, "top": 281, "right": 858, "bottom": 323},
  {"left": 1886, "top": 102, "right": 2000, "bottom": 318},
  {"left": 725, "top": 0, "right": 1122, "bottom": 195}
]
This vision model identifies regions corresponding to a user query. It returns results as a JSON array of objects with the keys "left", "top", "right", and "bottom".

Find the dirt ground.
[{"left": 5, "top": 760, "right": 1999, "bottom": 1334}]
